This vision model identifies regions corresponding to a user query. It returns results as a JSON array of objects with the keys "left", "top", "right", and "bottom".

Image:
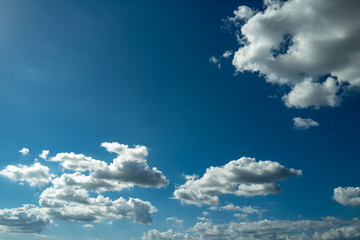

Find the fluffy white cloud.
[
  {"left": 50, "top": 143, "right": 169, "bottom": 188},
  {"left": 0, "top": 162, "right": 53, "bottom": 188},
  {"left": 19, "top": 148, "right": 29, "bottom": 156},
  {"left": 144, "top": 217, "right": 360, "bottom": 240},
  {"left": 293, "top": 117, "right": 319, "bottom": 130},
  {"left": 333, "top": 187, "right": 360, "bottom": 207},
  {"left": 142, "top": 229, "right": 194, "bottom": 240},
  {"left": 49, "top": 152, "right": 106, "bottom": 172},
  {"left": 230, "top": 0, "right": 360, "bottom": 108},
  {"left": 93, "top": 143, "right": 169, "bottom": 188},
  {"left": 39, "top": 150, "right": 50, "bottom": 160},
  {"left": 173, "top": 157, "right": 301, "bottom": 206},
  {"left": 0, "top": 205, "right": 50, "bottom": 233},
  {"left": 39, "top": 186, "right": 156, "bottom": 224}
]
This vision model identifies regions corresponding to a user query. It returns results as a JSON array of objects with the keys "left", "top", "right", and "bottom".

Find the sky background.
[{"left": 0, "top": 0, "right": 359, "bottom": 239}]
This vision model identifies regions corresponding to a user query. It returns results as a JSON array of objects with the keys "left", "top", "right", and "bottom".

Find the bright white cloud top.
[
  {"left": 333, "top": 187, "right": 360, "bottom": 207},
  {"left": 0, "top": 142, "right": 168, "bottom": 233},
  {"left": 173, "top": 157, "right": 302, "bottom": 206},
  {"left": 229, "top": 0, "right": 360, "bottom": 109},
  {"left": 293, "top": 117, "right": 319, "bottom": 130}
]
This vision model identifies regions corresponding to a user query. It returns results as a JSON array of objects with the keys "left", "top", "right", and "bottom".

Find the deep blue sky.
[{"left": 0, "top": 1, "right": 359, "bottom": 239}]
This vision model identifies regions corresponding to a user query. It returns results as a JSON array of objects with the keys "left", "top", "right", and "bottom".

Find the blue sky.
[{"left": 0, "top": 0, "right": 360, "bottom": 239}]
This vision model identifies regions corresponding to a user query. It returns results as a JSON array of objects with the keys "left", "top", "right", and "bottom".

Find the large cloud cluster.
[
  {"left": 143, "top": 217, "right": 360, "bottom": 240},
  {"left": 229, "top": 0, "right": 360, "bottom": 109},
  {"left": 173, "top": 157, "right": 301, "bottom": 206},
  {"left": 0, "top": 142, "right": 168, "bottom": 233}
]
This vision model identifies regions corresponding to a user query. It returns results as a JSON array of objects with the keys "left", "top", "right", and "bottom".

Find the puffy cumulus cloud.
[
  {"left": 230, "top": 0, "right": 360, "bottom": 109},
  {"left": 333, "top": 187, "right": 360, "bottom": 207},
  {"left": 19, "top": 148, "right": 29, "bottom": 156},
  {"left": 0, "top": 205, "right": 51, "bottom": 233},
  {"left": 293, "top": 117, "right": 319, "bottom": 130},
  {"left": 39, "top": 150, "right": 50, "bottom": 160},
  {"left": 142, "top": 229, "right": 194, "bottom": 240},
  {"left": 93, "top": 143, "right": 169, "bottom": 188},
  {"left": 0, "top": 162, "right": 53, "bottom": 188},
  {"left": 173, "top": 157, "right": 301, "bottom": 206},
  {"left": 50, "top": 143, "right": 168, "bottom": 188},
  {"left": 143, "top": 217, "right": 360, "bottom": 240}
]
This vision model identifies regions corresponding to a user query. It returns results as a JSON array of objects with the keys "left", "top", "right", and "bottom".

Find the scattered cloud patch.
[
  {"left": 143, "top": 217, "right": 360, "bottom": 240},
  {"left": 293, "top": 117, "right": 319, "bottom": 130},
  {"left": 39, "top": 150, "right": 50, "bottom": 160},
  {"left": 0, "top": 142, "right": 168, "bottom": 233},
  {"left": 173, "top": 157, "right": 301, "bottom": 206},
  {"left": 333, "top": 187, "right": 360, "bottom": 207},
  {"left": 228, "top": 0, "right": 360, "bottom": 108},
  {"left": 19, "top": 148, "right": 29, "bottom": 156}
]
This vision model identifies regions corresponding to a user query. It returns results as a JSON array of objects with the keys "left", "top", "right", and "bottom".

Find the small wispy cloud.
[{"left": 293, "top": 117, "right": 319, "bottom": 130}]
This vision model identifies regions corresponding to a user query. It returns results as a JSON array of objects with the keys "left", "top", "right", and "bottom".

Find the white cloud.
[
  {"left": 82, "top": 224, "right": 94, "bottom": 228},
  {"left": 229, "top": 0, "right": 360, "bottom": 108},
  {"left": 173, "top": 157, "right": 301, "bottom": 206},
  {"left": 166, "top": 217, "right": 184, "bottom": 225},
  {"left": 293, "top": 117, "right": 319, "bottom": 130},
  {"left": 215, "top": 203, "right": 265, "bottom": 218},
  {"left": 197, "top": 217, "right": 212, "bottom": 222},
  {"left": 142, "top": 229, "right": 194, "bottom": 240},
  {"left": 0, "top": 162, "right": 53, "bottom": 188},
  {"left": 333, "top": 187, "right": 360, "bottom": 207},
  {"left": 0, "top": 205, "right": 50, "bottom": 233},
  {"left": 39, "top": 150, "right": 50, "bottom": 160},
  {"left": 19, "top": 148, "right": 29, "bottom": 156}
]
